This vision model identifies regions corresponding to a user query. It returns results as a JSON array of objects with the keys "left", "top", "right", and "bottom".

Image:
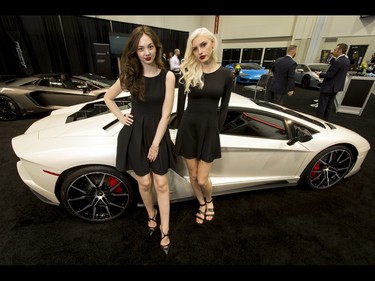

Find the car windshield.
[
  {"left": 239, "top": 63, "right": 262, "bottom": 70},
  {"left": 309, "top": 64, "right": 330, "bottom": 72},
  {"left": 66, "top": 96, "right": 131, "bottom": 123}
]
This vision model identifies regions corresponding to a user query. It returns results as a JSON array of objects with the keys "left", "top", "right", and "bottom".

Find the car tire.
[
  {"left": 301, "top": 75, "right": 311, "bottom": 88},
  {"left": 60, "top": 165, "right": 136, "bottom": 222},
  {"left": 300, "top": 145, "right": 353, "bottom": 190},
  {"left": 0, "top": 95, "right": 20, "bottom": 121}
]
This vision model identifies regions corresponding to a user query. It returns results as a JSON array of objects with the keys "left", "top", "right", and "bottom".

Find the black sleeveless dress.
[
  {"left": 116, "top": 69, "right": 176, "bottom": 176},
  {"left": 174, "top": 66, "right": 233, "bottom": 162}
]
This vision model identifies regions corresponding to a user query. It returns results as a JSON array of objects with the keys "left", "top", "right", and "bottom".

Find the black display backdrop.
[
  {"left": 342, "top": 79, "right": 374, "bottom": 107},
  {"left": 0, "top": 15, "right": 188, "bottom": 80}
]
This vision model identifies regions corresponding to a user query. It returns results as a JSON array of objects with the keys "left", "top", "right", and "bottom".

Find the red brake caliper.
[
  {"left": 108, "top": 176, "right": 122, "bottom": 193},
  {"left": 311, "top": 162, "right": 321, "bottom": 178}
]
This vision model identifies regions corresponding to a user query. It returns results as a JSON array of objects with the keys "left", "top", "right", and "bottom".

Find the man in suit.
[
  {"left": 326, "top": 51, "right": 336, "bottom": 64},
  {"left": 316, "top": 43, "right": 350, "bottom": 121},
  {"left": 268, "top": 45, "right": 297, "bottom": 105}
]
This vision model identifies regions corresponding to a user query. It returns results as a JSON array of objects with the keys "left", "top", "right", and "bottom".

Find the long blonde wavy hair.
[{"left": 178, "top": 27, "right": 218, "bottom": 94}]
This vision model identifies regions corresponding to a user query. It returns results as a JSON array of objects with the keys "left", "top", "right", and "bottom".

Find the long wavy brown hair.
[{"left": 119, "top": 25, "right": 164, "bottom": 100}]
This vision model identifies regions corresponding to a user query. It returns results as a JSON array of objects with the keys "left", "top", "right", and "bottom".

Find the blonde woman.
[{"left": 174, "top": 27, "right": 232, "bottom": 224}]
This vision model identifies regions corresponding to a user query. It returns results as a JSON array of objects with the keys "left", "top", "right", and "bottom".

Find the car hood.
[
  {"left": 24, "top": 92, "right": 130, "bottom": 137},
  {"left": 12, "top": 109, "right": 120, "bottom": 163}
]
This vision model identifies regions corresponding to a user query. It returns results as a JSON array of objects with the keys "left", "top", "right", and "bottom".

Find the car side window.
[
  {"left": 71, "top": 79, "right": 98, "bottom": 91},
  {"left": 290, "top": 123, "right": 316, "bottom": 138},
  {"left": 50, "top": 79, "right": 65, "bottom": 88},
  {"left": 221, "top": 110, "right": 288, "bottom": 140},
  {"left": 38, "top": 79, "right": 50, "bottom": 87}
]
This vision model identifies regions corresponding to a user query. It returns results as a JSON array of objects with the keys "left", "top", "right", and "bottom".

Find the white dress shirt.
[{"left": 169, "top": 55, "right": 180, "bottom": 72}]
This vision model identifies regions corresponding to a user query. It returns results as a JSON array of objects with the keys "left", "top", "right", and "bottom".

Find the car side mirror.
[{"left": 287, "top": 127, "right": 313, "bottom": 145}]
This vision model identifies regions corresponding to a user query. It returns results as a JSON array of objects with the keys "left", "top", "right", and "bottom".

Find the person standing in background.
[
  {"left": 169, "top": 48, "right": 181, "bottom": 73},
  {"left": 162, "top": 52, "right": 169, "bottom": 69},
  {"left": 326, "top": 51, "right": 335, "bottom": 64},
  {"left": 315, "top": 43, "right": 350, "bottom": 121},
  {"left": 104, "top": 26, "right": 175, "bottom": 255},
  {"left": 169, "top": 48, "right": 181, "bottom": 88},
  {"left": 268, "top": 45, "right": 297, "bottom": 105},
  {"left": 168, "top": 51, "right": 173, "bottom": 62},
  {"left": 368, "top": 53, "right": 375, "bottom": 74},
  {"left": 350, "top": 51, "right": 359, "bottom": 70},
  {"left": 370, "top": 53, "right": 375, "bottom": 64},
  {"left": 174, "top": 27, "right": 232, "bottom": 225}
]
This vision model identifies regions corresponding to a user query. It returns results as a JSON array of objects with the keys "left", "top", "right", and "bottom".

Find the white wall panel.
[
  {"left": 219, "top": 16, "right": 297, "bottom": 39},
  {"left": 86, "top": 15, "right": 203, "bottom": 32},
  {"left": 86, "top": 15, "right": 375, "bottom": 63}
]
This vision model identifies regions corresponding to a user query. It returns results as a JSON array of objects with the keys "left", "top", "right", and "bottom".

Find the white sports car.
[{"left": 11, "top": 91, "right": 371, "bottom": 223}]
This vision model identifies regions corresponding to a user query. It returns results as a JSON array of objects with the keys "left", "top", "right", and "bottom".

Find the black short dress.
[
  {"left": 116, "top": 69, "right": 176, "bottom": 176},
  {"left": 174, "top": 66, "right": 233, "bottom": 163}
]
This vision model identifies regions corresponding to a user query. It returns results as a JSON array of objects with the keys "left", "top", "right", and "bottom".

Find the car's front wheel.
[
  {"left": 301, "top": 75, "right": 311, "bottom": 88},
  {"left": 60, "top": 165, "right": 136, "bottom": 222},
  {"left": 301, "top": 145, "right": 353, "bottom": 190},
  {"left": 0, "top": 95, "right": 20, "bottom": 121}
]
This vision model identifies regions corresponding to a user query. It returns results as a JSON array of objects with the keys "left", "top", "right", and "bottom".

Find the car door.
[
  {"left": 209, "top": 108, "right": 310, "bottom": 193},
  {"left": 31, "top": 78, "right": 98, "bottom": 108}
]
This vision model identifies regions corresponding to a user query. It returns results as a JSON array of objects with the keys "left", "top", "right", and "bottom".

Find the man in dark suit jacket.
[
  {"left": 268, "top": 45, "right": 297, "bottom": 105},
  {"left": 316, "top": 43, "right": 350, "bottom": 121}
]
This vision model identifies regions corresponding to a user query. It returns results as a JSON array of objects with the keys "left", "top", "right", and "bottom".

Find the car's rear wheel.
[
  {"left": 60, "top": 165, "right": 136, "bottom": 222},
  {"left": 301, "top": 145, "right": 353, "bottom": 190},
  {"left": 301, "top": 75, "right": 311, "bottom": 88},
  {"left": 0, "top": 95, "right": 20, "bottom": 121}
]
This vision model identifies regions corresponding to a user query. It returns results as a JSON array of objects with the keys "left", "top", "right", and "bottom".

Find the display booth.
[{"left": 335, "top": 74, "right": 375, "bottom": 116}]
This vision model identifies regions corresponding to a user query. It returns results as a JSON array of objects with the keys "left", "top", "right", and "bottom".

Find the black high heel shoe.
[
  {"left": 160, "top": 227, "right": 170, "bottom": 255},
  {"left": 148, "top": 209, "right": 158, "bottom": 236}
]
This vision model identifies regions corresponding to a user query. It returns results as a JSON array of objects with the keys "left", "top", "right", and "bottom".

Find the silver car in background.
[
  {"left": 0, "top": 73, "right": 114, "bottom": 121},
  {"left": 294, "top": 63, "right": 330, "bottom": 89}
]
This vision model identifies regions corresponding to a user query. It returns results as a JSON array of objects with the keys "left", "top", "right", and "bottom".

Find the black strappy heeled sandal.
[
  {"left": 205, "top": 198, "right": 215, "bottom": 222},
  {"left": 148, "top": 209, "right": 158, "bottom": 236},
  {"left": 196, "top": 202, "right": 206, "bottom": 224},
  {"left": 160, "top": 226, "right": 170, "bottom": 255}
]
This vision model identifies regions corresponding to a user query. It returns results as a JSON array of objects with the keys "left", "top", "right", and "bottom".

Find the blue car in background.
[{"left": 225, "top": 63, "right": 268, "bottom": 84}]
